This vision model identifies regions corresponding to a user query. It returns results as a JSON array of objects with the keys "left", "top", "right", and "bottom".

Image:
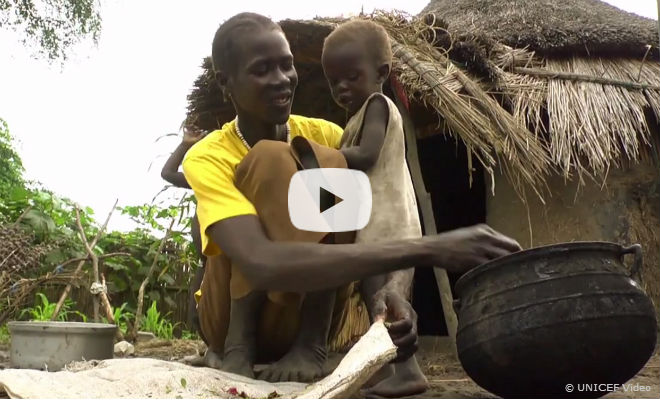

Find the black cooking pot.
[{"left": 453, "top": 242, "right": 657, "bottom": 399}]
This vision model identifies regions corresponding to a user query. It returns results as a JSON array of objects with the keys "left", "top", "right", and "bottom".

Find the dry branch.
[
  {"left": 12, "top": 206, "right": 33, "bottom": 226},
  {"left": 75, "top": 207, "right": 114, "bottom": 323},
  {"left": 0, "top": 249, "right": 18, "bottom": 270},
  {"left": 128, "top": 215, "right": 177, "bottom": 342},
  {"left": 57, "top": 252, "right": 131, "bottom": 269},
  {"left": 51, "top": 199, "right": 118, "bottom": 321}
]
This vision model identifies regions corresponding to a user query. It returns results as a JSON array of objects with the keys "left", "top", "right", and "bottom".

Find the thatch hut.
[{"left": 185, "top": 0, "right": 659, "bottom": 334}]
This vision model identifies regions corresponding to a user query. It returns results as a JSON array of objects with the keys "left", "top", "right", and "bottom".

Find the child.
[
  {"left": 321, "top": 19, "right": 429, "bottom": 396},
  {"left": 161, "top": 123, "right": 207, "bottom": 333}
]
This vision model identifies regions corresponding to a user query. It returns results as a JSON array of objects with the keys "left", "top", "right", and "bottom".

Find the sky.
[{"left": 0, "top": 0, "right": 658, "bottom": 232}]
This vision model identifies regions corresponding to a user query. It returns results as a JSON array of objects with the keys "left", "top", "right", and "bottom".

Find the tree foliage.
[
  {"left": 0, "top": 0, "right": 102, "bottom": 61},
  {"left": 0, "top": 118, "right": 25, "bottom": 200},
  {"left": 0, "top": 119, "right": 200, "bottom": 329}
]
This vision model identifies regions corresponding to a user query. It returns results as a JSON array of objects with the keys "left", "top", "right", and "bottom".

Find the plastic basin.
[{"left": 8, "top": 321, "right": 116, "bottom": 371}]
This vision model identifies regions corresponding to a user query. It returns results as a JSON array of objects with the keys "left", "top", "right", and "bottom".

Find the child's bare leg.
[
  {"left": 220, "top": 291, "right": 266, "bottom": 378},
  {"left": 260, "top": 289, "right": 336, "bottom": 382},
  {"left": 363, "top": 355, "right": 429, "bottom": 398},
  {"left": 361, "top": 273, "right": 429, "bottom": 398}
]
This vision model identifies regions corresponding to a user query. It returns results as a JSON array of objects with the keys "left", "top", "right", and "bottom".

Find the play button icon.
[
  {"left": 319, "top": 186, "right": 342, "bottom": 213},
  {"left": 288, "top": 168, "right": 372, "bottom": 232}
]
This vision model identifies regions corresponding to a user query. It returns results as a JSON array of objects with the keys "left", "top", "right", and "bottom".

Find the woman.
[{"left": 182, "top": 12, "right": 520, "bottom": 397}]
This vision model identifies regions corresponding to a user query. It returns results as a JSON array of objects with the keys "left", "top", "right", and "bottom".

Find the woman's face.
[{"left": 224, "top": 29, "right": 298, "bottom": 126}]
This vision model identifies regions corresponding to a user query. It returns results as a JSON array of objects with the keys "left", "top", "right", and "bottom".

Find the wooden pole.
[
  {"left": 75, "top": 207, "right": 116, "bottom": 325},
  {"left": 51, "top": 199, "right": 118, "bottom": 320},
  {"left": 391, "top": 80, "right": 459, "bottom": 349},
  {"left": 128, "top": 214, "right": 177, "bottom": 342}
]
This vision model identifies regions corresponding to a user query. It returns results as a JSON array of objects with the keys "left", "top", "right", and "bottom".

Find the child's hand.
[
  {"left": 370, "top": 288, "right": 418, "bottom": 362},
  {"left": 182, "top": 126, "right": 207, "bottom": 145}
]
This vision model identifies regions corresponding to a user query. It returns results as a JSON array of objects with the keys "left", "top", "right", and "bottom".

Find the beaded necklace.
[{"left": 234, "top": 117, "right": 291, "bottom": 150}]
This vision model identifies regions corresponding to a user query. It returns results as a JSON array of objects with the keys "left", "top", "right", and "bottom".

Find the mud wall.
[{"left": 486, "top": 163, "right": 660, "bottom": 319}]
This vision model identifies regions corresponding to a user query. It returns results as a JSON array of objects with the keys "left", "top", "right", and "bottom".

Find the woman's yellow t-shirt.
[{"left": 182, "top": 115, "right": 343, "bottom": 257}]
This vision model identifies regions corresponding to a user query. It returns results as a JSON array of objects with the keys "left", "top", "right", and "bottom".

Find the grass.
[
  {"left": 142, "top": 300, "right": 179, "bottom": 339},
  {"left": 16, "top": 294, "right": 191, "bottom": 341},
  {"left": 0, "top": 325, "right": 9, "bottom": 345},
  {"left": 19, "top": 292, "right": 87, "bottom": 322},
  {"left": 181, "top": 329, "right": 200, "bottom": 340},
  {"left": 101, "top": 302, "right": 134, "bottom": 335}
]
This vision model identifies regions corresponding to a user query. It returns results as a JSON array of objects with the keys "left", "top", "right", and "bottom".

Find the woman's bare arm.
[{"left": 208, "top": 215, "right": 520, "bottom": 292}]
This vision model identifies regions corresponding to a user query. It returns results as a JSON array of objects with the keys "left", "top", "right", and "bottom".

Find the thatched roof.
[
  {"left": 186, "top": 10, "right": 659, "bottom": 197},
  {"left": 421, "top": 0, "right": 659, "bottom": 59}
]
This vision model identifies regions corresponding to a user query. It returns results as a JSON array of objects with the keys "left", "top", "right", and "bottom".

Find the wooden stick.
[
  {"left": 51, "top": 199, "right": 118, "bottom": 321},
  {"left": 636, "top": 45, "right": 652, "bottom": 83},
  {"left": 128, "top": 214, "right": 177, "bottom": 341},
  {"left": 0, "top": 249, "right": 18, "bottom": 269},
  {"left": 513, "top": 66, "right": 660, "bottom": 91},
  {"left": 12, "top": 206, "right": 33, "bottom": 226},
  {"left": 391, "top": 82, "right": 459, "bottom": 348},
  {"left": 75, "top": 208, "right": 120, "bottom": 326},
  {"left": 100, "top": 273, "right": 124, "bottom": 341},
  {"left": 75, "top": 207, "right": 102, "bottom": 322},
  {"left": 99, "top": 274, "right": 113, "bottom": 320},
  {"left": 57, "top": 252, "right": 131, "bottom": 270},
  {"left": 295, "top": 321, "right": 397, "bottom": 398}
]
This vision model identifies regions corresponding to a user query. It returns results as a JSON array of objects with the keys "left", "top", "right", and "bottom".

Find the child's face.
[{"left": 322, "top": 41, "right": 387, "bottom": 115}]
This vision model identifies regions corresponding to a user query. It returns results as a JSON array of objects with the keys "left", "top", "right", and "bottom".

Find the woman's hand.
[{"left": 423, "top": 224, "right": 521, "bottom": 273}]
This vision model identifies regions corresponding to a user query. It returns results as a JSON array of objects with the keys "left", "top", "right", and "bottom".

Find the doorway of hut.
[{"left": 412, "top": 130, "right": 487, "bottom": 336}]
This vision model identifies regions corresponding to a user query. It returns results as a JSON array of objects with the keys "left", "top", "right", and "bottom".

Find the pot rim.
[
  {"left": 8, "top": 321, "right": 117, "bottom": 334},
  {"left": 455, "top": 241, "right": 626, "bottom": 294}
]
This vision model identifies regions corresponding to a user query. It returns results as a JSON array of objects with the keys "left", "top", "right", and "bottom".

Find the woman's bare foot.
[
  {"left": 363, "top": 355, "right": 429, "bottom": 398},
  {"left": 260, "top": 288, "right": 335, "bottom": 382},
  {"left": 220, "top": 344, "right": 256, "bottom": 378},
  {"left": 259, "top": 344, "right": 327, "bottom": 382},
  {"left": 202, "top": 348, "right": 223, "bottom": 369},
  {"left": 217, "top": 292, "right": 263, "bottom": 378}
]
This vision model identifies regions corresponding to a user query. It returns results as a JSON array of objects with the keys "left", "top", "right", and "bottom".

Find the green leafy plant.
[
  {"left": 101, "top": 302, "right": 134, "bottom": 335},
  {"left": 0, "top": 120, "right": 201, "bottom": 331},
  {"left": 0, "top": 119, "right": 25, "bottom": 203},
  {"left": 19, "top": 293, "right": 87, "bottom": 322},
  {"left": 0, "top": 324, "right": 10, "bottom": 345},
  {"left": 180, "top": 329, "right": 200, "bottom": 340},
  {"left": 142, "top": 301, "right": 179, "bottom": 339}
]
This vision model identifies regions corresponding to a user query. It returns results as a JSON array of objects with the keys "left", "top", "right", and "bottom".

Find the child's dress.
[{"left": 340, "top": 92, "right": 422, "bottom": 243}]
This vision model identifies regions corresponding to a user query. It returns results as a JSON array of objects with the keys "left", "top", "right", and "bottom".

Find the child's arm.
[
  {"left": 340, "top": 95, "right": 388, "bottom": 172},
  {"left": 161, "top": 127, "right": 206, "bottom": 188}
]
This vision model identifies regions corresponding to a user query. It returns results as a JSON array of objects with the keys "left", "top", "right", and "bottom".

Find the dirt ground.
[
  {"left": 1, "top": 339, "right": 658, "bottom": 398},
  {"left": 413, "top": 344, "right": 660, "bottom": 399}
]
